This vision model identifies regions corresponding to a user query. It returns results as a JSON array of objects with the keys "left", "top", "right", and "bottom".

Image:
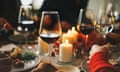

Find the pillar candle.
[{"left": 59, "top": 40, "right": 73, "bottom": 62}]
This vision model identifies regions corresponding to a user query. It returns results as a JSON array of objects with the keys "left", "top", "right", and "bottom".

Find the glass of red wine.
[
  {"left": 77, "top": 9, "right": 96, "bottom": 58},
  {"left": 17, "top": 5, "right": 36, "bottom": 42},
  {"left": 39, "top": 11, "right": 62, "bottom": 63}
]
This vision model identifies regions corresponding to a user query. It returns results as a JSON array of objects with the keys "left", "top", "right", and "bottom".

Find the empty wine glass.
[
  {"left": 96, "top": 13, "right": 114, "bottom": 38},
  {"left": 96, "top": 3, "right": 114, "bottom": 38},
  {"left": 39, "top": 11, "right": 62, "bottom": 63},
  {"left": 77, "top": 9, "right": 96, "bottom": 58}
]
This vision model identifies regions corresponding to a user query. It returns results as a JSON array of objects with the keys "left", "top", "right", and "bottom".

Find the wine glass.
[
  {"left": 77, "top": 9, "right": 96, "bottom": 58},
  {"left": 96, "top": 12, "right": 114, "bottom": 38},
  {"left": 17, "top": 5, "right": 37, "bottom": 42},
  {"left": 39, "top": 11, "right": 62, "bottom": 63},
  {"left": 96, "top": 3, "right": 114, "bottom": 38},
  {"left": 16, "top": 5, "right": 40, "bottom": 55}
]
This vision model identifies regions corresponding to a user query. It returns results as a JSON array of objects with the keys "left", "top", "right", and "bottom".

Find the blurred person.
[
  {"left": 88, "top": 44, "right": 120, "bottom": 72},
  {"left": 0, "top": 18, "right": 13, "bottom": 40}
]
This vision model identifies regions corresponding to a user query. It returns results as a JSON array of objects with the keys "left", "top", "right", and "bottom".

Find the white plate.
[
  {"left": 11, "top": 56, "right": 41, "bottom": 72},
  {"left": 0, "top": 43, "right": 17, "bottom": 52},
  {"left": 57, "top": 65, "right": 80, "bottom": 72}
]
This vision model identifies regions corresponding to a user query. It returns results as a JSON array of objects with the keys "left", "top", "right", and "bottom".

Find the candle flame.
[
  {"left": 72, "top": 26, "right": 75, "bottom": 31},
  {"left": 65, "top": 40, "right": 69, "bottom": 44},
  {"left": 67, "top": 30, "right": 71, "bottom": 34}
]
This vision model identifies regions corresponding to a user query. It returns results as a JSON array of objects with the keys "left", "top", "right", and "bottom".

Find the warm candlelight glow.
[
  {"left": 72, "top": 26, "right": 75, "bottom": 31},
  {"left": 62, "top": 27, "right": 78, "bottom": 44},
  {"left": 17, "top": 26, "right": 22, "bottom": 31},
  {"left": 65, "top": 39, "right": 69, "bottom": 44}
]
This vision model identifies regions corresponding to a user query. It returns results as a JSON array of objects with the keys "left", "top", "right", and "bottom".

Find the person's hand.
[
  {"left": 87, "top": 44, "right": 109, "bottom": 63},
  {"left": 89, "top": 44, "right": 108, "bottom": 58}
]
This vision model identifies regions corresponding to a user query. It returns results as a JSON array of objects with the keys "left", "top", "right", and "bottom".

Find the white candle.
[{"left": 59, "top": 40, "right": 73, "bottom": 62}]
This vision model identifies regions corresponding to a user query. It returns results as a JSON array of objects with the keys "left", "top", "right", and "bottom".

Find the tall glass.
[
  {"left": 16, "top": 5, "right": 40, "bottom": 55},
  {"left": 39, "top": 11, "right": 62, "bottom": 63},
  {"left": 77, "top": 9, "right": 96, "bottom": 58}
]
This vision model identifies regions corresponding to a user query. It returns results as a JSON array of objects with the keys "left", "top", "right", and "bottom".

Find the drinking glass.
[
  {"left": 17, "top": 5, "right": 37, "bottom": 42},
  {"left": 96, "top": 12, "right": 114, "bottom": 38},
  {"left": 18, "top": 5, "right": 34, "bottom": 30},
  {"left": 77, "top": 9, "right": 96, "bottom": 58},
  {"left": 96, "top": 3, "right": 114, "bottom": 38},
  {"left": 39, "top": 11, "right": 62, "bottom": 63},
  {"left": 16, "top": 5, "right": 40, "bottom": 55}
]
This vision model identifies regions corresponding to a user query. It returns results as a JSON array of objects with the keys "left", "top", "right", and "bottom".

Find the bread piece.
[{"left": 31, "top": 62, "right": 57, "bottom": 72}]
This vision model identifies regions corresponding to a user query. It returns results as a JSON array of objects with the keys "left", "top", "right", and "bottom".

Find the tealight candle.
[{"left": 59, "top": 40, "right": 73, "bottom": 63}]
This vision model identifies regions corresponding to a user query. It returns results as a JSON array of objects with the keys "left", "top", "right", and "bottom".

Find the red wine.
[
  {"left": 40, "top": 33, "right": 60, "bottom": 43},
  {"left": 80, "top": 25, "right": 94, "bottom": 35}
]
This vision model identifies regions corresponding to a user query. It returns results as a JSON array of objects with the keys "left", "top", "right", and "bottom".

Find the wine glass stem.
[
  {"left": 83, "top": 35, "right": 88, "bottom": 58},
  {"left": 48, "top": 43, "right": 53, "bottom": 63},
  {"left": 85, "top": 35, "right": 88, "bottom": 48}
]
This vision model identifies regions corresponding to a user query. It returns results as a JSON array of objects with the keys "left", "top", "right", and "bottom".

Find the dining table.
[
  {"left": 0, "top": 35, "right": 89, "bottom": 72},
  {"left": 0, "top": 30, "right": 120, "bottom": 72}
]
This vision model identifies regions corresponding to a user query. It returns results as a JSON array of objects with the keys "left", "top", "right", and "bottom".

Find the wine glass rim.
[{"left": 42, "top": 11, "right": 59, "bottom": 14}]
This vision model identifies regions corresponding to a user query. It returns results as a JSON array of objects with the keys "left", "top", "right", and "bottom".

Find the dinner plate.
[
  {"left": 8, "top": 35, "right": 37, "bottom": 44},
  {"left": 11, "top": 56, "right": 41, "bottom": 72},
  {"left": 57, "top": 65, "right": 80, "bottom": 72},
  {"left": 0, "top": 43, "right": 18, "bottom": 52},
  {"left": 8, "top": 35, "right": 25, "bottom": 43}
]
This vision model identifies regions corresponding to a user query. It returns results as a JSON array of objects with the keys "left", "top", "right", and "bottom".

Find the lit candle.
[
  {"left": 59, "top": 40, "right": 73, "bottom": 62},
  {"left": 62, "top": 30, "right": 74, "bottom": 43},
  {"left": 62, "top": 27, "right": 78, "bottom": 44},
  {"left": 71, "top": 26, "right": 78, "bottom": 43}
]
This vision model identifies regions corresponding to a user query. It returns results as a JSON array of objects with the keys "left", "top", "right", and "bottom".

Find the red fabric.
[{"left": 89, "top": 51, "right": 120, "bottom": 72}]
